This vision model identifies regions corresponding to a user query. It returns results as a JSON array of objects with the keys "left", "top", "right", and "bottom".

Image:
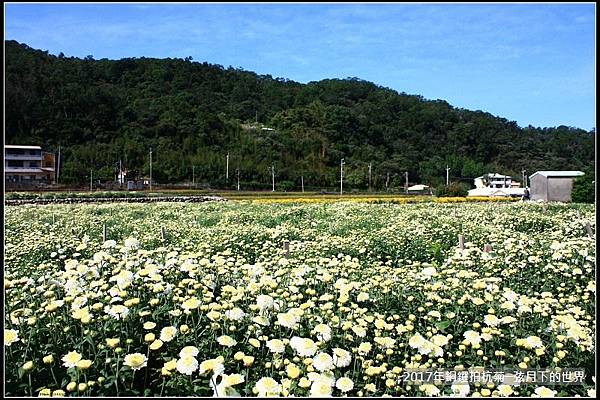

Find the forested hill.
[{"left": 5, "top": 40, "right": 595, "bottom": 188}]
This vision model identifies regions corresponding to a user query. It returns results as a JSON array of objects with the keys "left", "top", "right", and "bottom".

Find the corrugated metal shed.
[
  {"left": 529, "top": 171, "right": 585, "bottom": 179},
  {"left": 529, "top": 171, "right": 584, "bottom": 202}
]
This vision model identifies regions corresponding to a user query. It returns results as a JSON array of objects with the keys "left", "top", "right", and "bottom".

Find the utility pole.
[
  {"left": 301, "top": 175, "right": 304, "bottom": 193},
  {"left": 405, "top": 171, "right": 409, "bottom": 193},
  {"left": 57, "top": 145, "right": 61, "bottom": 183},
  {"left": 192, "top": 165, "right": 195, "bottom": 187},
  {"left": 368, "top": 163, "right": 372, "bottom": 191},
  {"left": 53, "top": 152, "right": 57, "bottom": 184},
  {"left": 340, "top": 158, "right": 345, "bottom": 195},
  {"left": 119, "top": 159, "right": 122, "bottom": 187},
  {"left": 226, "top": 152, "right": 229, "bottom": 181},
  {"left": 271, "top": 164, "right": 275, "bottom": 192},
  {"left": 522, "top": 169, "right": 527, "bottom": 188},
  {"left": 90, "top": 169, "right": 93, "bottom": 192},
  {"left": 149, "top": 148, "right": 153, "bottom": 191},
  {"left": 237, "top": 168, "right": 240, "bottom": 191},
  {"left": 446, "top": 165, "right": 450, "bottom": 186},
  {"left": 386, "top": 172, "right": 390, "bottom": 191}
]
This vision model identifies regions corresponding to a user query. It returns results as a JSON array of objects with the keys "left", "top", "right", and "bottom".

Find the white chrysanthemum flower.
[
  {"left": 420, "top": 383, "right": 441, "bottom": 396},
  {"left": 496, "top": 384, "right": 513, "bottom": 397},
  {"left": 501, "top": 316, "right": 517, "bottom": 324},
  {"left": 417, "top": 340, "right": 436, "bottom": 355},
  {"left": 110, "top": 270, "right": 134, "bottom": 290},
  {"left": 199, "top": 358, "right": 225, "bottom": 376},
  {"left": 533, "top": 386, "right": 556, "bottom": 397},
  {"left": 525, "top": 336, "right": 543, "bottom": 349},
  {"left": 356, "top": 292, "right": 369, "bottom": 302},
  {"left": 160, "top": 326, "right": 177, "bottom": 342},
  {"left": 225, "top": 307, "right": 246, "bottom": 321},
  {"left": 484, "top": 314, "right": 502, "bottom": 327},
  {"left": 176, "top": 356, "right": 198, "bottom": 375},
  {"left": 431, "top": 335, "right": 449, "bottom": 347},
  {"left": 256, "top": 294, "right": 274, "bottom": 310},
  {"left": 335, "top": 377, "right": 354, "bottom": 393},
  {"left": 143, "top": 321, "right": 156, "bottom": 330},
  {"left": 451, "top": 383, "right": 470, "bottom": 397},
  {"left": 266, "top": 339, "right": 285, "bottom": 354},
  {"left": 179, "top": 346, "right": 199, "bottom": 358},
  {"left": 312, "top": 352, "right": 334, "bottom": 372},
  {"left": 217, "top": 335, "right": 237, "bottom": 347},
  {"left": 374, "top": 336, "right": 396, "bottom": 349},
  {"left": 123, "top": 353, "right": 147, "bottom": 370},
  {"left": 123, "top": 237, "right": 140, "bottom": 250},
  {"left": 105, "top": 304, "right": 130, "bottom": 320},
  {"left": 351, "top": 325, "right": 367, "bottom": 338},
  {"left": 332, "top": 348, "right": 352, "bottom": 368},
  {"left": 409, "top": 333, "right": 427, "bottom": 349},
  {"left": 61, "top": 351, "right": 82, "bottom": 368},
  {"left": 463, "top": 330, "right": 481, "bottom": 346},
  {"left": 310, "top": 377, "right": 333, "bottom": 397},
  {"left": 357, "top": 342, "right": 372, "bottom": 355},
  {"left": 290, "top": 336, "right": 318, "bottom": 357},
  {"left": 102, "top": 240, "right": 117, "bottom": 248},
  {"left": 211, "top": 373, "right": 244, "bottom": 397},
  {"left": 277, "top": 312, "right": 298, "bottom": 329},
  {"left": 181, "top": 297, "right": 200, "bottom": 310},
  {"left": 4, "top": 329, "right": 19, "bottom": 346},
  {"left": 312, "top": 323, "right": 332, "bottom": 342},
  {"left": 254, "top": 377, "right": 281, "bottom": 397}
]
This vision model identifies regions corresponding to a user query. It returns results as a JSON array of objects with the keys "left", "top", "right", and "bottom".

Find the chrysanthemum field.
[{"left": 4, "top": 201, "right": 596, "bottom": 397}]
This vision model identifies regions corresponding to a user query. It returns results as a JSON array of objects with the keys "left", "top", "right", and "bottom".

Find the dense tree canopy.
[{"left": 5, "top": 40, "right": 595, "bottom": 189}]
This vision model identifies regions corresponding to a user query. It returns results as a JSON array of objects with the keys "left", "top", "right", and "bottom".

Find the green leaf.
[{"left": 435, "top": 320, "right": 451, "bottom": 331}]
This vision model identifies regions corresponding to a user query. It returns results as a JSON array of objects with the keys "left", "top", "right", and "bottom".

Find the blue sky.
[{"left": 4, "top": 3, "right": 596, "bottom": 130}]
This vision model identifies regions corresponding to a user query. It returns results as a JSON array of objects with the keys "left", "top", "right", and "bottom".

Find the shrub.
[
  {"left": 435, "top": 181, "right": 469, "bottom": 197},
  {"left": 572, "top": 173, "right": 595, "bottom": 203}
]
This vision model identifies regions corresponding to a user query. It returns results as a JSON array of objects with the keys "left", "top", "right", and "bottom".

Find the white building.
[
  {"left": 474, "top": 173, "right": 516, "bottom": 189},
  {"left": 407, "top": 184, "right": 432, "bottom": 194},
  {"left": 469, "top": 172, "right": 525, "bottom": 197},
  {"left": 468, "top": 187, "right": 526, "bottom": 197},
  {"left": 5, "top": 145, "right": 55, "bottom": 187}
]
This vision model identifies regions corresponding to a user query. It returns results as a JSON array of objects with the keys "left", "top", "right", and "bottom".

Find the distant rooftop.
[
  {"left": 530, "top": 171, "right": 585, "bottom": 179},
  {"left": 407, "top": 184, "right": 430, "bottom": 191},
  {"left": 5, "top": 145, "right": 42, "bottom": 149},
  {"left": 475, "top": 173, "right": 511, "bottom": 179}
]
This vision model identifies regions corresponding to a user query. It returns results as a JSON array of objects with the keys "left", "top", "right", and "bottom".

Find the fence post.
[
  {"left": 102, "top": 223, "right": 107, "bottom": 242},
  {"left": 585, "top": 222, "right": 593, "bottom": 238},
  {"left": 283, "top": 240, "right": 290, "bottom": 258},
  {"left": 458, "top": 234, "right": 465, "bottom": 250},
  {"left": 484, "top": 244, "right": 493, "bottom": 253}
]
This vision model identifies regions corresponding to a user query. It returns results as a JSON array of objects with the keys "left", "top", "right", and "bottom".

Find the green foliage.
[
  {"left": 572, "top": 172, "right": 595, "bottom": 203},
  {"left": 435, "top": 181, "right": 469, "bottom": 197},
  {"left": 4, "top": 40, "right": 595, "bottom": 188}
]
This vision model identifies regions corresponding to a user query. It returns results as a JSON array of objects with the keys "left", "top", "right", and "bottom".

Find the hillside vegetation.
[{"left": 5, "top": 40, "right": 595, "bottom": 189}]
